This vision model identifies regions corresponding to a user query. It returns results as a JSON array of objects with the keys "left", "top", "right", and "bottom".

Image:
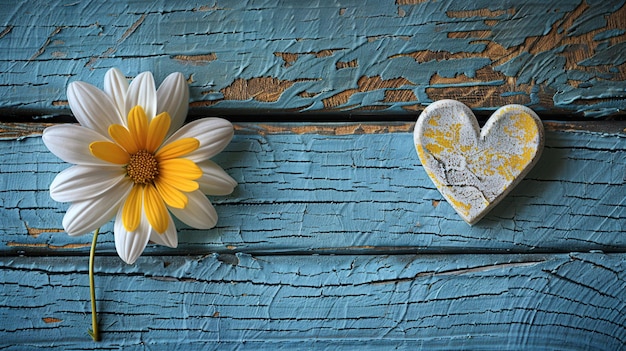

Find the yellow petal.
[
  {"left": 154, "top": 179, "right": 188, "bottom": 209},
  {"left": 156, "top": 137, "right": 199, "bottom": 160},
  {"left": 143, "top": 184, "right": 169, "bottom": 233},
  {"left": 159, "top": 172, "right": 199, "bottom": 192},
  {"left": 159, "top": 158, "right": 202, "bottom": 180},
  {"left": 109, "top": 124, "right": 138, "bottom": 154},
  {"left": 89, "top": 141, "right": 130, "bottom": 164},
  {"left": 122, "top": 185, "right": 142, "bottom": 232},
  {"left": 128, "top": 105, "right": 148, "bottom": 150},
  {"left": 146, "top": 112, "right": 171, "bottom": 153}
]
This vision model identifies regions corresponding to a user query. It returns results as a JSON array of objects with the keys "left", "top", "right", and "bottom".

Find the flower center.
[{"left": 126, "top": 150, "right": 159, "bottom": 184}]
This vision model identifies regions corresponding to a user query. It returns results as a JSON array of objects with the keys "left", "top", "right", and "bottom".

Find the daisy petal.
[
  {"left": 50, "top": 165, "right": 127, "bottom": 202},
  {"left": 128, "top": 105, "right": 149, "bottom": 149},
  {"left": 122, "top": 185, "right": 143, "bottom": 232},
  {"left": 159, "top": 158, "right": 202, "bottom": 179},
  {"left": 156, "top": 137, "right": 199, "bottom": 160},
  {"left": 126, "top": 71, "right": 157, "bottom": 120},
  {"left": 146, "top": 112, "right": 171, "bottom": 152},
  {"left": 149, "top": 214, "right": 178, "bottom": 248},
  {"left": 90, "top": 141, "right": 130, "bottom": 164},
  {"left": 163, "top": 118, "right": 233, "bottom": 163},
  {"left": 159, "top": 172, "right": 199, "bottom": 192},
  {"left": 104, "top": 68, "right": 129, "bottom": 118},
  {"left": 114, "top": 207, "right": 154, "bottom": 264},
  {"left": 109, "top": 124, "right": 139, "bottom": 154},
  {"left": 143, "top": 184, "right": 169, "bottom": 233},
  {"left": 62, "top": 182, "right": 132, "bottom": 236},
  {"left": 157, "top": 72, "right": 189, "bottom": 136},
  {"left": 197, "top": 160, "right": 238, "bottom": 195},
  {"left": 42, "top": 125, "right": 112, "bottom": 166},
  {"left": 169, "top": 190, "right": 218, "bottom": 229},
  {"left": 67, "top": 81, "right": 123, "bottom": 136},
  {"left": 154, "top": 179, "right": 188, "bottom": 209}
]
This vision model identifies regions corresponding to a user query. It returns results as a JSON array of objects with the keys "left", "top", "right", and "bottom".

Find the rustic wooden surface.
[
  {"left": 1, "top": 0, "right": 625, "bottom": 119},
  {"left": 3, "top": 253, "right": 626, "bottom": 350},
  {"left": 1, "top": 121, "right": 624, "bottom": 349},
  {"left": 1, "top": 0, "right": 625, "bottom": 349},
  {"left": 1, "top": 122, "right": 625, "bottom": 256}
]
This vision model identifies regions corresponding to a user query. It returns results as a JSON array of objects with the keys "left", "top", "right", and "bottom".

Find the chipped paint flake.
[
  {"left": 414, "top": 100, "right": 544, "bottom": 225},
  {"left": 0, "top": 25, "right": 13, "bottom": 39},
  {"left": 323, "top": 75, "right": 413, "bottom": 109},
  {"left": 336, "top": 59, "right": 358, "bottom": 69},
  {"left": 7, "top": 242, "right": 91, "bottom": 250},
  {"left": 173, "top": 53, "right": 217, "bottom": 65},
  {"left": 119, "top": 14, "right": 146, "bottom": 43},
  {"left": 221, "top": 77, "right": 316, "bottom": 103},
  {"left": 27, "top": 227, "right": 64, "bottom": 238}
]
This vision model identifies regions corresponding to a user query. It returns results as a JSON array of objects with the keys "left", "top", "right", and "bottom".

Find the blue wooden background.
[
  {"left": 1, "top": 0, "right": 625, "bottom": 118},
  {"left": 1, "top": 0, "right": 625, "bottom": 350}
]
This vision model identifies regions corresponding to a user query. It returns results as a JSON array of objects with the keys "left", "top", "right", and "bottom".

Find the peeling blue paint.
[
  {"left": 2, "top": 253, "right": 626, "bottom": 348},
  {"left": 1, "top": 2, "right": 624, "bottom": 347},
  {"left": 0, "top": 0, "right": 624, "bottom": 118},
  {"left": 1, "top": 128, "right": 624, "bottom": 256}
]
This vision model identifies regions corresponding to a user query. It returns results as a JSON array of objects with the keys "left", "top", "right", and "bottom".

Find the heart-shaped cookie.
[{"left": 414, "top": 100, "right": 544, "bottom": 225}]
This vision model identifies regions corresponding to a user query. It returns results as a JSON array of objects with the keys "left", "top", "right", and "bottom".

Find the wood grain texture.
[
  {"left": 1, "top": 123, "right": 624, "bottom": 256},
  {"left": 0, "top": 0, "right": 625, "bottom": 119},
  {"left": 1, "top": 253, "right": 625, "bottom": 350}
]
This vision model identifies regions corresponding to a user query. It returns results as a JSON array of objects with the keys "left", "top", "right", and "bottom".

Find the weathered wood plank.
[
  {"left": 0, "top": 0, "right": 625, "bottom": 119},
  {"left": 1, "top": 123, "right": 624, "bottom": 256},
  {"left": 1, "top": 253, "right": 624, "bottom": 349}
]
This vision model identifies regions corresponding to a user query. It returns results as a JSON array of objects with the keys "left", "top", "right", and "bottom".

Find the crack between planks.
[{"left": 4, "top": 248, "right": 626, "bottom": 259}]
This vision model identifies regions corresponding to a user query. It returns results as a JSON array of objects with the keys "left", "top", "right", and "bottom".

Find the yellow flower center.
[
  {"left": 127, "top": 150, "right": 159, "bottom": 184},
  {"left": 89, "top": 105, "right": 201, "bottom": 234}
]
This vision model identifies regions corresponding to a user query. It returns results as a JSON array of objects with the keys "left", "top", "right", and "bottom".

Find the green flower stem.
[{"left": 88, "top": 228, "right": 101, "bottom": 342}]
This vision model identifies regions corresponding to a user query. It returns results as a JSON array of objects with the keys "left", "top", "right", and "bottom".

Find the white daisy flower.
[{"left": 43, "top": 68, "right": 236, "bottom": 264}]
